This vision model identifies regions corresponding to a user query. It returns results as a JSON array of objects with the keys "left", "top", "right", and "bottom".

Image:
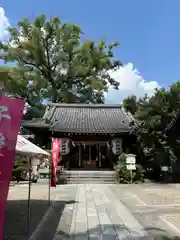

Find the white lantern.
[
  {"left": 60, "top": 138, "right": 71, "bottom": 155},
  {"left": 112, "top": 139, "right": 122, "bottom": 155}
]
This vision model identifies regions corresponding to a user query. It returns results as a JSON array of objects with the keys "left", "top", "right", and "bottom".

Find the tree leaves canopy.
[
  {"left": 0, "top": 14, "right": 121, "bottom": 106},
  {"left": 123, "top": 83, "right": 180, "bottom": 160}
]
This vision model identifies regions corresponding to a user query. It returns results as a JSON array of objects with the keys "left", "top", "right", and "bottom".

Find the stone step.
[
  {"left": 60, "top": 171, "right": 115, "bottom": 176},
  {"left": 64, "top": 176, "right": 116, "bottom": 179},
  {"left": 62, "top": 179, "right": 116, "bottom": 184},
  {"left": 60, "top": 174, "right": 116, "bottom": 178},
  {"left": 67, "top": 181, "right": 116, "bottom": 184},
  {"left": 39, "top": 169, "right": 116, "bottom": 184},
  {"left": 56, "top": 170, "right": 116, "bottom": 184}
]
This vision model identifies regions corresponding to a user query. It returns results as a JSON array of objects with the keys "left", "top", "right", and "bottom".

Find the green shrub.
[
  {"left": 114, "top": 153, "right": 144, "bottom": 183},
  {"left": 12, "top": 167, "right": 27, "bottom": 182},
  {"left": 133, "top": 164, "right": 144, "bottom": 183},
  {"left": 12, "top": 155, "right": 29, "bottom": 182}
]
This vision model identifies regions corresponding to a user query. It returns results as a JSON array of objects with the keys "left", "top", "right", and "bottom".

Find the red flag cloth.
[
  {"left": 51, "top": 138, "right": 60, "bottom": 187},
  {"left": 0, "top": 96, "right": 24, "bottom": 239}
]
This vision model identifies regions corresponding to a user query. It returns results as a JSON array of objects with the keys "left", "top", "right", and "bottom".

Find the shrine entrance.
[
  {"left": 75, "top": 141, "right": 109, "bottom": 170},
  {"left": 59, "top": 138, "right": 123, "bottom": 170},
  {"left": 82, "top": 144, "right": 98, "bottom": 170}
]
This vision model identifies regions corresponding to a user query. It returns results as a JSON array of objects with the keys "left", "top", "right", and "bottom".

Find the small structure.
[
  {"left": 15, "top": 134, "right": 50, "bottom": 234},
  {"left": 16, "top": 134, "right": 48, "bottom": 155},
  {"left": 22, "top": 104, "right": 136, "bottom": 170}
]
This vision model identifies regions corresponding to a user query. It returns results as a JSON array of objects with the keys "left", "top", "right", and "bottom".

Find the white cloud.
[
  {"left": 106, "top": 63, "right": 160, "bottom": 103},
  {"left": 0, "top": 7, "right": 10, "bottom": 41}
]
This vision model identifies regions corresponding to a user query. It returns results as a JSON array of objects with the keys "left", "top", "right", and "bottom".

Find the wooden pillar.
[
  {"left": 89, "top": 145, "right": 91, "bottom": 163},
  {"left": 96, "top": 144, "right": 98, "bottom": 161},
  {"left": 99, "top": 144, "right": 101, "bottom": 168},
  {"left": 78, "top": 144, "right": 81, "bottom": 167}
]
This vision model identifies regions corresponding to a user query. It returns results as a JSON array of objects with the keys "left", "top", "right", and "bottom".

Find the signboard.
[
  {"left": 126, "top": 158, "right": 136, "bottom": 164},
  {"left": 127, "top": 164, "right": 136, "bottom": 170},
  {"left": 161, "top": 166, "right": 169, "bottom": 172},
  {"left": 0, "top": 96, "right": 24, "bottom": 239},
  {"left": 126, "top": 154, "right": 136, "bottom": 164}
]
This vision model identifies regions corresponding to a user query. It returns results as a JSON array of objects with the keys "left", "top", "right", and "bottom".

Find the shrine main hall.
[{"left": 22, "top": 104, "right": 135, "bottom": 170}]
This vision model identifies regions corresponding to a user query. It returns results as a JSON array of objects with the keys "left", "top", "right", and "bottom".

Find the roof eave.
[{"left": 21, "top": 119, "right": 50, "bottom": 129}]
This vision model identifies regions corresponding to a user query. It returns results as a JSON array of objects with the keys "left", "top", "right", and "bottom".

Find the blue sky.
[{"left": 0, "top": 0, "right": 180, "bottom": 103}]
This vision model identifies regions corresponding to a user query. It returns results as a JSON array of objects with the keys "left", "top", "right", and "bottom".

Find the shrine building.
[{"left": 22, "top": 104, "right": 136, "bottom": 170}]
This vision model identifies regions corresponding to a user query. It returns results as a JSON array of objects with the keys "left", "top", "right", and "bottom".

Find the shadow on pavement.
[
  {"left": 56, "top": 224, "right": 180, "bottom": 240},
  {"left": 3, "top": 199, "right": 77, "bottom": 240}
]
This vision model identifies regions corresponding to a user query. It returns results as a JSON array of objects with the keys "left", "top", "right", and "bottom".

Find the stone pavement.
[
  {"left": 27, "top": 184, "right": 180, "bottom": 240},
  {"left": 53, "top": 184, "right": 147, "bottom": 240},
  {"left": 3, "top": 184, "right": 71, "bottom": 240}
]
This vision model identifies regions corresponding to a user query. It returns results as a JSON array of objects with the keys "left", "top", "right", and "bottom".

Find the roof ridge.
[{"left": 48, "top": 103, "right": 122, "bottom": 108}]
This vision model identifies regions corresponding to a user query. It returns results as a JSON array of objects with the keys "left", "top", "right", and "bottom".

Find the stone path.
[
  {"left": 53, "top": 184, "right": 147, "bottom": 240},
  {"left": 26, "top": 183, "right": 180, "bottom": 240}
]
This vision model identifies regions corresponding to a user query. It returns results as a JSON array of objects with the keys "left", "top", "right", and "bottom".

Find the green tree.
[
  {"left": 123, "top": 95, "right": 138, "bottom": 115},
  {"left": 0, "top": 15, "right": 121, "bottom": 105},
  {"left": 122, "top": 83, "right": 180, "bottom": 181},
  {"left": 0, "top": 66, "right": 46, "bottom": 120},
  {"left": 132, "top": 85, "right": 180, "bottom": 164},
  {"left": 0, "top": 66, "right": 10, "bottom": 90},
  {"left": 134, "top": 89, "right": 171, "bottom": 153}
]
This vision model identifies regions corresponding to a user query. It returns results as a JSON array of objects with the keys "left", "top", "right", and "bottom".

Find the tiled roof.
[
  {"left": 40, "top": 103, "right": 135, "bottom": 134},
  {"left": 21, "top": 118, "right": 50, "bottom": 128}
]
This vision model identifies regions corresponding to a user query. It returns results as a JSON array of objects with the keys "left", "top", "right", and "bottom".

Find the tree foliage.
[
  {"left": 0, "top": 66, "right": 45, "bottom": 120},
  {"left": 123, "top": 95, "right": 138, "bottom": 115},
  {"left": 0, "top": 66, "right": 10, "bottom": 89},
  {"left": 123, "top": 83, "right": 180, "bottom": 162},
  {"left": 0, "top": 14, "right": 121, "bottom": 106}
]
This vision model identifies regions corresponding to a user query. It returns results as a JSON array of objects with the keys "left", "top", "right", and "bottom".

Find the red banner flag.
[
  {"left": 51, "top": 138, "right": 60, "bottom": 187},
  {"left": 0, "top": 96, "right": 24, "bottom": 239}
]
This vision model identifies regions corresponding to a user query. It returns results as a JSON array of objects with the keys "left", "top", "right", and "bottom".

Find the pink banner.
[
  {"left": 51, "top": 138, "right": 60, "bottom": 187},
  {"left": 0, "top": 96, "right": 24, "bottom": 239}
]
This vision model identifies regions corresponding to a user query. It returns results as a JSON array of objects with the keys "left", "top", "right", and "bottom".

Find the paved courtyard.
[{"left": 4, "top": 183, "right": 180, "bottom": 240}]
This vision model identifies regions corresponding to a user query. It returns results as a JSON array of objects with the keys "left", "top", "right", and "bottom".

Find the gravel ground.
[
  {"left": 2, "top": 184, "right": 58, "bottom": 240},
  {"left": 134, "top": 191, "right": 180, "bottom": 205},
  {"left": 162, "top": 214, "right": 180, "bottom": 232},
  {"left": 111, "top": 184, "right": 180, "bottom": 206},
  {"left": 109, "top": 184, "right": 180, "bottom": 237}
]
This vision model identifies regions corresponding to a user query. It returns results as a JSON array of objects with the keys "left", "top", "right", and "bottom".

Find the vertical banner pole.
[
  {"left": 48, "top": 155, "right": 51, "bottom": 206},
  {"left": 26, "top": 156, "right": 32, "bottom": 235}
]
